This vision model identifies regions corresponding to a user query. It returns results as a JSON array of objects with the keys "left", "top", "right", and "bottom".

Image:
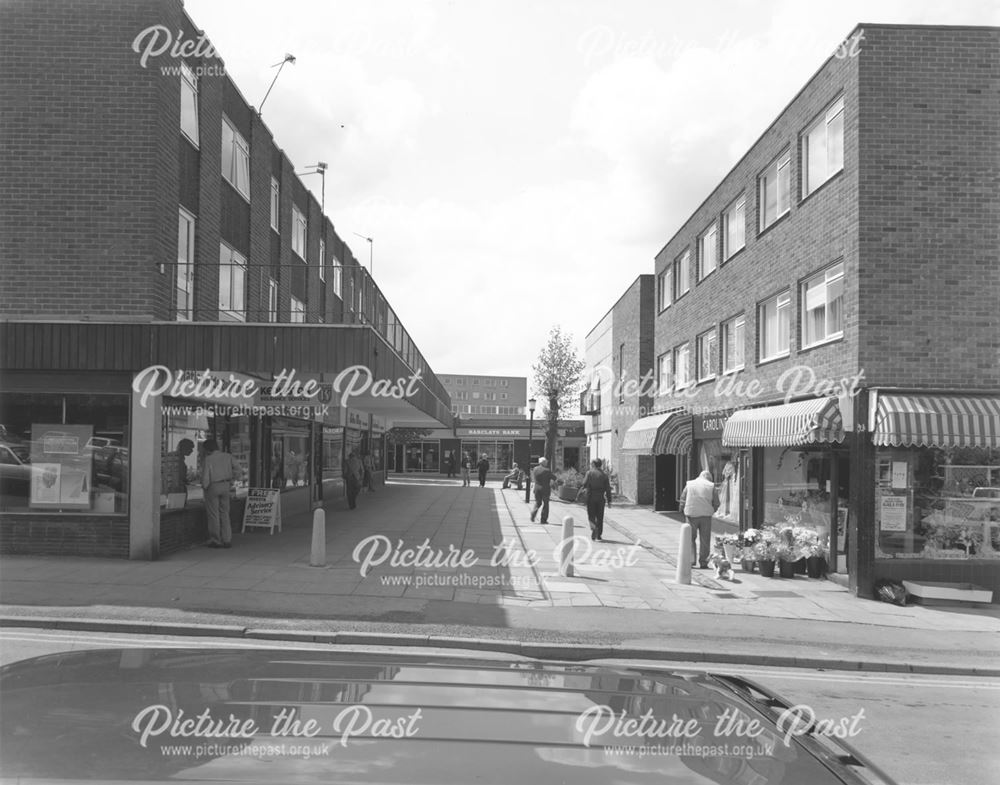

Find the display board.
[{"left": 241, "top": 488, "right": 282, "bottom": 534}]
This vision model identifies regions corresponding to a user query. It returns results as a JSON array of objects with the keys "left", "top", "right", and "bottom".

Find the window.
[
  {"left": 318, "top": 239, "right": 326, "bottom": 282},
  {"left": 723, "top": 195, "right": 745, "bottom": 260},
  {"left": 618, "top": 343, "right": 625, "bottom": 403},
  {"left": 221, "top": 116, "right": 250, "bottom": 199},
  {"left": 501, "top": 393, "right": 508, "bottom": 400},
  {"left": 180, "top": 63, "right": 199, "bottom": 146},
  {"left": 455, "top": 391, "right": 468, "bottom": 400},
  {"left": 802, "top": 97, "right": 845, "bottom": 197},
  {"left": 802, "top": 261, "right": 844, "bottom": 347},
  {"left": 699, "top": 223, "right": 717, "bottom": 280},
  {"left": 758, "top": 291, "right": 791, "bottom": 361},
  {"left": 270, "top": 178, "right": 280, "bottom": 231},
  {"left": 674, "top": 250, "right": 690, "bottom": 299},
  {"left": 657, "top": 351, "right": 673, "bottom": 393},
  {"left": 472, "top": 392, "right": 480, "bottom": 399},
  {"left": 267, "top": 278, "right": 278, "bottom": 322},
  {"left": 721, "top": 314, "right": 745, "bottom": 373},
  {"left": 176, "top": 208, "right": 195, "bottom": 321},
  {"left": 332, "top": 256, "right": 342, "bottom": 297},
  {"left": 292, "top": 206, "right": 307, "bottom": 259},
  {"left": 457, "top": 378, "right": 465, "bottom": 385},
  {"left": 218, "top": 243, "right": 247, "bottom": 321},
  {"left": 696, "top": 329, "right": 717, "bottom": 382},
  {"left": 673, "top": 343, "right": 691, "bottom": 389},
  {"left": 759, "top": 149, "right": 790, "bottom": 230},
  {"left": 657, "top": 267, "right": 672, "bottom": 311},
  {"left": 290, "top": 296, "right": 305, "bottom": 323}
]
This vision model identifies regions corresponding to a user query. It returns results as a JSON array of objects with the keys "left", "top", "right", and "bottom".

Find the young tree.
[{"left": 531, "top": 326, "right": 585, "bottom": 467}]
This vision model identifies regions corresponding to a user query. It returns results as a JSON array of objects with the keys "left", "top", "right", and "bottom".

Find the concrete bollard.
[
  {"left": 560, "top": 516, "right": 575, "bottom": 577},
  {"left": 676, "top": 522, "right": 692, "bottom": 585},
  {"left": 310, "top": 508, "right": 326, "bottom": 567}
]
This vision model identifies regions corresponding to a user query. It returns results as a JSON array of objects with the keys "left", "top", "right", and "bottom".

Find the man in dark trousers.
[
  {"left": 201, "top": 438, "right": 242, "bottom": 548},
  {"left": 581, "top": 458, "right": 613, "bottom": 541},
  {"left": 678, "top": 469, "right": 720, "bottom": 568},
  {"left": 344, "top": 450, "right": 363, "bottom": 509},
  {"left": 529, "top": 457, "right": 556, "bottom": 523},
  {"left": 476, "top": 453, "right": 490, "bottom": 487}
]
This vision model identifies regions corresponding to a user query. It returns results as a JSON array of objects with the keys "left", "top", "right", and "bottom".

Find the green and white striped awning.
[
  {"left": 722, "top": 398, "right": 844, "bottom": 447},
  {"left": 873, "top": 394, "right": 1000, "bottom": 448},
  {"left": 621, "top": 410, "right": 692, "bottom": 455}
]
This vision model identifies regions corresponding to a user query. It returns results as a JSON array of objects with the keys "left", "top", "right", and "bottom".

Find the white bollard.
[
  {"left": 310, "top": 508, "right": 326, "bottom": 567},
  {"left": 560, "top": 516, "right": 575, "bottom": 577},
  {"left": 676, "top": 522, "right": 692, "bottom": 585}
]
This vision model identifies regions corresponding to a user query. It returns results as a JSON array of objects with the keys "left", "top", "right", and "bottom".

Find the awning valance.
[
  {"left": 621, "top": 410, "right": 692, "bottom": 455},
  {"left": 722, "top": 398, "right": 844, "bottom": 447},
  {"left": 873, "top": 394, "right": 1000, "bottom": 448}
]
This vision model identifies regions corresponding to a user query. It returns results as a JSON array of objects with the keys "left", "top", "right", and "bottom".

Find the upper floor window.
[
  {"left": 267, "top": 278, "right": 278, "bottom": 322},
  {"left": 290, "top": 296, "right": 305, "bottom": 323},
  {"left": 673, "top": 343, "right": 691, "bottom": 389},
  {"left": 802, "top": 97, "right": 845, "bottom": 197},
  {"left": 721, "top": 314, "right": 745, "bottom": 373},
  {"left": 221, "top": 116, "right": 250, "bottom": 200},
  {"left": 699, "top": 223, "right": 717, "bottom": 280},
  {"left": 318, "top": 238, "right": 326, "bottom": 282},
  {"left": 758, "top": 290, "right": 791, "bottom": 362},
  {"left": 759, "top": 149, "right": 790, "bottom": 231},
  {"left": 176, "top": 208, "right": 195, "bottom": 321},
  {"left": 657, "top": 351, "right": 672, "bottom": 394},
  {"left": 180, "top": 63, "right": 199, "bottom": 147},
  {"left": 657, "top": 267, "right": 672, "bottom": 311},
  {"left": 270, "top": 178, "right": 280, "bottom": 231},
  {"left": 696, "top": 328, "right": 717, "bottom": 382},
  {"left": 332, "top": 257, "right": 343, "bottom": 298},
  {"left": 722, "top": 195, "right": 745, "bottom": 260},
  {"left": 218, "top": 243, "right": 247, "bottom": 321},
  {"left": 802, "top": 261, "right": 844, "bottom": 347},
  {"left": 457, "top": 378, "right": 465, "bottom": 385},
  {"left": 292, "top": 206, "right": 307, "bottom": 259},
  {"left": 674, "top": 249, "right": 691, "bottom": 299}
]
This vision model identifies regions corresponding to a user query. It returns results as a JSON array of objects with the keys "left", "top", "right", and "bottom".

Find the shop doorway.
[{"left": 655, "top": 454, "right": 678, "bottom": 512}]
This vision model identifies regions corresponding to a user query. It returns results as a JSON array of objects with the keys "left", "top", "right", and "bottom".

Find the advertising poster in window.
[
  {"left": 879, "top": 494, "right": 908, "bottom": 532},
  {"left": 29, "top": 424, "right": 93, "bottom": 509}
]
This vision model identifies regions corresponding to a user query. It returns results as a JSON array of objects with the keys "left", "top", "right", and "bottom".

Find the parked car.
[
  {"left": 0, "top": 440, "right": 32, "bottom": 505},
  {"left": 0, "top": 647, "right": 898, "bottom": 784}
]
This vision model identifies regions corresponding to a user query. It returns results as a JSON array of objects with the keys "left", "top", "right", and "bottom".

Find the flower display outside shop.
[{"left": 738, "top": 528, "right": 779, "bottom": 562}]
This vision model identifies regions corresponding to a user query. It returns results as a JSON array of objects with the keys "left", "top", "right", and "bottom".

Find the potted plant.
[
  {"left": 797, "top": 528, "right": 828, "bottom": 578},
  {"left": 775, "top": 525, "right": 802, "bottom": 578},
  {"left": 554, "top": 468, "right": 585, "bottom": 502},
  {"left": 747, "top": 527, "right": 779, "bottom": 577}
]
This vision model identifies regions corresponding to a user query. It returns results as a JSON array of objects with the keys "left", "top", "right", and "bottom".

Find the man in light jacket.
[
  {"left": 678, "top": 469, "right": 720, "bottom": 568},
  {"left": 201, "top": 438, "right": 242, "bottom": 548}
]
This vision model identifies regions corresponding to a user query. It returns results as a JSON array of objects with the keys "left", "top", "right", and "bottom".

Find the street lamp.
[
  {"left": 525, "top": 397, "right": 537, "bottom": 504},
  {"left": 297, "top": 162, "right": 327, "bottom": 214}
]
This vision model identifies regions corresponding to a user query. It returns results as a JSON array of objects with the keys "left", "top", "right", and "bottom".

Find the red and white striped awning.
[
  {"left": 722, "top": 398, "right": 845, "bottom": 447},
  {"left": 873, "top": 394, "right": 1000, "bottom": 448},
  {"left": 621, "top": 410, "right": 692, "bottom": 455}
]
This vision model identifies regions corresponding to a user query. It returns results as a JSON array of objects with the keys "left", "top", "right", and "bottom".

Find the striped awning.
[
  {"left": 722, "top": 398, "right": 845, "bottom": 447},
  {"left": 873, "top": 394, "right": 1000, "bottom": 448},
  {"left": 621, "top": 410, "right": 692, "bottom": 455}
]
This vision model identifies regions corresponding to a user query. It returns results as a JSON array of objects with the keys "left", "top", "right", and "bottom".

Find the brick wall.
[
  {"left": 857, "top": 26, "right": 1000, "bottom": 388},
  {"left": 0, "top": 514, "right": 130, "bottom": 558}
]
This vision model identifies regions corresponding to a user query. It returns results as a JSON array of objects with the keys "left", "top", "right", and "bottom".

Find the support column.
[{"left": 129, "top": 387, "right": 162, "bottom": 560}]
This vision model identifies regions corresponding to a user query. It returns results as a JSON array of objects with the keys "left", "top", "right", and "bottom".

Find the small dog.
[{"left": 708, "top": 552, "right": 732, "bottom": 580}]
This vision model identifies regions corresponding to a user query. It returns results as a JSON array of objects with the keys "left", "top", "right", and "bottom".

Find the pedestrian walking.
[
  {"left": 477, "top": 453, "right": 490, "bottom": 487},
  {"left": 581, "top": 458, "right": 613, "bottom": 541},
  {"left": 529, "top": 457, "right": 555, "bottom": 523},
  {"left": 344, "top": 450, "right": 363, "bottom": 509},
  {"left": 461, "top": 452, "right": 472, "bottom": 486},
  {"left": 678, "top": 469, "right": 720, "bottom": 568},
  {"left": 200, "top": 438, "right": 242, "bottom": 548},
  {"left": 362, "top": 452, "right": 376, "bottom": 492}
]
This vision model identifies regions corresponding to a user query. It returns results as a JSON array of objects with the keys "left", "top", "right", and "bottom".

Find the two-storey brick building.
[
  {"left": 0, "top": 0, "right": 451, "bottom": 558},
  {"left": 605, "top": 24, "right": 1000, "bottom": 601}
]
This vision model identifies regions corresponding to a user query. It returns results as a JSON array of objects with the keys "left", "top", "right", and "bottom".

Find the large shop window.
[
  {"left": 270, "top": 418, "right": 312, "bottom": 490},
  {"left": 161, "top": 405, "right": 249, "bottom": 510},
  {"left": 321, "top": 426, "right": 344, "bottom": 486},
  {"left": 875, "top": 447, "right": 1000, "bottom": 560},
  {"left": 0, "top": 393, "right": 130, "bottom": 514},
  {"left": 460, "top": 441, "right": 513, "bottom": 472}
]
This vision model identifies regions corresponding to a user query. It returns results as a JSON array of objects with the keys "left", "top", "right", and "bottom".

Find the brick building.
[
  {"left": 440, "top": 375, "right": 528, "bottom": 420},
  {"left": 609, "top": 24, "right": 1000, "bottom": 600},
  {"left": 0, "top": 0, "right": 451, "bottom": 558}
]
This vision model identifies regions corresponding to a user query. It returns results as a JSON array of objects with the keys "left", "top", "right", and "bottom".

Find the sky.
[{"left": 186, "top": 0, "right": 998, "bottom": 386}]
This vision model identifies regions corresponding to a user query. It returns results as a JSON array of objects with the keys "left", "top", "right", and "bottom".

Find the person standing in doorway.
[
  {"left": 529, "top": 457, "right": 555, "bottom": 523},
  {"left": 201, "top": 438, "right": 242, "bottom": 548},
  {"left": 477, "top": 453, "right": 490, "bottom": 487},
  {"left": 581, "top": 459, "right": 613, "bottom": 541},
  {"left": 445, "top": 451, "right": 456, "bottom": 479},
  {"left": 345, "top": 450, "right": 363, "bottom": 509},
  {"left": 678, "top": 469, "right": 720, "bottom": 568}
]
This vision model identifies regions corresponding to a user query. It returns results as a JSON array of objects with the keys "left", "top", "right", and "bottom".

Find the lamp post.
[
  {"left": 525, "top": 397, "right": 537, "bottom": 504},
  {"left": 353, "top": 232, "right": 373, "bottom": 275},
  {"left": 297, "top": 162, "right": 327, "bottom": 214}
]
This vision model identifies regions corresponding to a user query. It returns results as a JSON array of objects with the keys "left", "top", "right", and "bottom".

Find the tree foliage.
[{"left": 531, "top": 326, "right": 585, "bottom": 465}]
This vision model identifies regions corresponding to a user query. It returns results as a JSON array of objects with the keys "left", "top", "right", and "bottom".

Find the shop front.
[
  {"left": 620, "top": 409, "right": 692, "bottom": 512},
  {"left": 692, "top": 410, "right": 742, "bottom": 528},
  {"left": 862, "top": 391, "right": 1000, "bottom": 602},
  {"left": 722, "top": 397, "right": 849, "bottom": 574}
]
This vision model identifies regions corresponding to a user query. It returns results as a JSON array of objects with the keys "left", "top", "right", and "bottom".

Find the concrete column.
[{"left": 128, "top": 388, "right": 161, "bottom": 560}]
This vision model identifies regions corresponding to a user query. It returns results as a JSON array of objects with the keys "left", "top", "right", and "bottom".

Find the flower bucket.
[
  {"left": 740, "top": 558, "right": 756, "bottom": 573},
  {"left": 778, "top": 559, "right": 797, "bottom": 579},
  {"left": 723, "top": 543, "right": 738, "bottom": 563},
  {"left": 806, "top": 556, "right": 827, "bottom": 579},
  {"left": 757, "top": 559, "right": 776, "bottom": 578},
  {"left": 793, "top": 558, "right": 807, "bottom": 575}
]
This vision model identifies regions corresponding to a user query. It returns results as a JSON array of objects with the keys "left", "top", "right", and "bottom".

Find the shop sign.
[
  {"left": 693, "top": 410, "right": 735, "bottom": 439},
  {"left": 346, "top": 409, "right": 369, "bottom": 430},
  {"left": 371, "top": 416, "right": 386, "bottom": 435},
  {"left": 459, "top": 428, "right": 527, "bottom": 437},
  {"left": 259, "top": 381, "right": 334, "bottom": 405}
]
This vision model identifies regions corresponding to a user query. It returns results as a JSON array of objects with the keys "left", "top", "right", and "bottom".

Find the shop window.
[
  {"left": 221, "top": 116, "right": 250, "bottom": 200},
  {"left": 802, "top": 96, "right": 845, "bottom": 197},
  {"left": 801, "top": 261, "right": 844, "bottom": 348},
  {"left": 761, "top": 447, "right": 843, "bottom": 556},
  {"left": 0, "top": 393, "right": 130, "bottom": 514},
  {"left": 270, "top": 418, "right": 311, "bottom": 489},
  {"left": 875, "top": 447, "right": 1000, "bottom": 561}
]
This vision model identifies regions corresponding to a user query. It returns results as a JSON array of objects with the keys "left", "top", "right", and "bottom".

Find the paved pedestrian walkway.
[{"left": 1, "top": 479, "right": 998, "bottom": 635}]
